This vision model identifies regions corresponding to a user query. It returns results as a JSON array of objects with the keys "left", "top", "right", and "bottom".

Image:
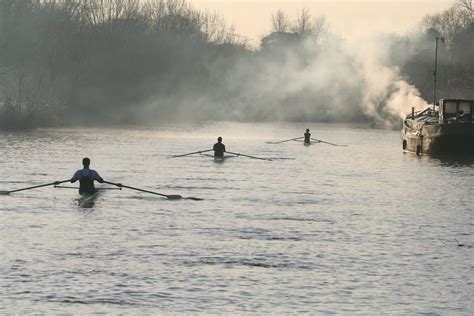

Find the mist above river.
[{"left": 0, "top": 0, "right": 473, "bottom": 130}]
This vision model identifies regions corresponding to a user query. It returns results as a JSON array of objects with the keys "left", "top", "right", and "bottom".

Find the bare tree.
[
  {"left": 292, "top": 7, "right": 312, "bottom": 35},
  {"left": 271, "top": 10, "right": 289, "bottom": 33},
  {"left": 312, "top": 15, "right": 328, "bottom": 40},
  {"left": 423, "top": 0, "right": 473, "bottom": 43},
  {"left": 456, "top": 0, "right": 473, "bottom": 23},
  {"left": 80, "top": 0, "right": 140, "bottom": 32}
]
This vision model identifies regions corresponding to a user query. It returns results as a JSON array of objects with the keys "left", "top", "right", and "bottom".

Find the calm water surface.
[{"left": 1, "top": 122, "right": 473, "bottom": 314}]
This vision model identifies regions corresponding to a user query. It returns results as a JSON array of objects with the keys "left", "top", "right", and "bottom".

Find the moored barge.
[{"left": 401, "top": 98, "right": 474, "bottom": 155}]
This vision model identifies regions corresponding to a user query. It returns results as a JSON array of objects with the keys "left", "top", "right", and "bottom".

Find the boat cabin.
[{"left": 439, "top": 99, "right": 473, "bottom": 123}]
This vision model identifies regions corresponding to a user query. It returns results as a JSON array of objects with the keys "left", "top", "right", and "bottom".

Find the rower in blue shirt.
[{"left": 70, "top": 157, "right": 104, "bottom": 194}]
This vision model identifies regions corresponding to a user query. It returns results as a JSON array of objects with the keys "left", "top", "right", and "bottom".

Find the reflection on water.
[
  {"left": 429, "top": 154, "right": 474, "bottom": 167},
  {"left": 1, "top": 123, "right": 473, "bottom": 314}
]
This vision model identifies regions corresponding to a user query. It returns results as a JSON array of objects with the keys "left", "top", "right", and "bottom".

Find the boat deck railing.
[{"left": 405, "top": 107, "right": 439, "bottom": 125}]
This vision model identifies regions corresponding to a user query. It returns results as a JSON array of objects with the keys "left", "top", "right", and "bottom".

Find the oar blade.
[
  {"left": 166, "top": 194, "right": 182, "bottom": 200},
  {"left": 0, "top": 191, "right": 10, "bottom": 195}
]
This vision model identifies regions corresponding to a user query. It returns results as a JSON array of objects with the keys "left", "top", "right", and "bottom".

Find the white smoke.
[
  {"left": 137, "top": 13, "right": 433, "bottom": 128},
  {"left": 358, "top": 38, "right": 430, "bottom": 127}
]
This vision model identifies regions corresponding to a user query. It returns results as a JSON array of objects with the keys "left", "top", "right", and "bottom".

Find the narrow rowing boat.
[
  {"left": 200, "top": 153, "right": 237, "bottom": 162},
  {"left": 77, "top": 190, "right": 99, "bottom": 208}
]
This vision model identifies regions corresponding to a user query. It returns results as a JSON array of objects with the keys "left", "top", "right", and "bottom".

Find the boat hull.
[
  {"left": 402, "top": 122, "right": 474, "bottom": 155},
  {"left": 214, "top": 156, "right": 225, "bottom": 162},
  {"left": 78, "top": 191, "right": 98, "bottom": 207},
  {"left": 200, "top": 153, "right": 236, "bottom": 162}
]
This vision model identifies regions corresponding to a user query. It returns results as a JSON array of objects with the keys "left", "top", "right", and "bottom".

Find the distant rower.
[
  {"left": 71, "top": 157, "right": 104, "bottom": 194},
  {"left": 304, "top": 129, "right": 311, "bottom": 144},
  {"left": 213, "top": 137, "right": 226, "bottom": 157}
]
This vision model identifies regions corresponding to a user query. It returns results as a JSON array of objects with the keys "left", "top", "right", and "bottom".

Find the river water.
[{"left": 1, "top": 122, "right": 473, "bottom": 314}]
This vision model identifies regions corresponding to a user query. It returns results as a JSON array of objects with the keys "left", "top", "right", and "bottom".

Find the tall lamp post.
[{"left": 433, "top": 36, "right": 445, "bottom": 111}]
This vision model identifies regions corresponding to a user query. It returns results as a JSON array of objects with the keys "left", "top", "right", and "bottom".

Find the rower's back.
[
  {"left": 71, "top": 158, "right": 104, "bottom": 195},
  {"left": 304, "top": 129, "right": 311, "bottom": 144},
  {"left": 78, "top": 169, "right": 98, "bottom": 195},
  {"left": 213, "top": 137, "right": 226, "bottom": 157}
]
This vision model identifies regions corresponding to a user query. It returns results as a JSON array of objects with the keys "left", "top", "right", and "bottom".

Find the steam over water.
[{"left": 1, "top": 123, "right": 473, "bottom": 314}]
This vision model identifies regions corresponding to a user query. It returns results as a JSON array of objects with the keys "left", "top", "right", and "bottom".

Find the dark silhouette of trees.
[
  {"left": 0, "top": 0, "right": 245, "bottom": 129},
  {"left": 381, "top": 0, "right": 473, "bottom": 103},
  {"left": 414, "top": 0, "right": 474, "bottom": 100}
]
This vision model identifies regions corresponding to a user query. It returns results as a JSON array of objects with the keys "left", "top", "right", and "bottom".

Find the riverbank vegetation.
[{"left": 0, "top": 0, "right": 473, "bottom": 130}]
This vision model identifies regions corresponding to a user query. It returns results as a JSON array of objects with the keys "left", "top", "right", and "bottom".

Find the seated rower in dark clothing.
[
  {"left": 304, "top": 129, "right": 311, "bottom": 144},
  {"left": 71, "top": 157, "right": 104, "bottom": 195},
  {"left": 213, "top": 137, "right": 226, "bottom": 157}
]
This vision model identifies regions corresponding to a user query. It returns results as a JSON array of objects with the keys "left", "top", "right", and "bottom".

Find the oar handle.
[
  {"left": 311, "top": 138, "right": 345, "bottom": 146},
  {"left": 103, "top": 181, "right": 170, "bottom": 198},
  {"left": 54, "top": 186, "right": 79, "bottom": 189},
  {"left": 226, "top": 151, "right": 272, "bottom": 161},
  {"left": 267, "top": 137, "right": 304, "bottom": 144},
  {"left": 54, "top": 185, "right": 122, "bottom": 190},
  {"left": 7, "top": 179, "right": 70, "bottom": 194},
  {"left": 171, "top": 149, "right": 213, "bottom": 158}
]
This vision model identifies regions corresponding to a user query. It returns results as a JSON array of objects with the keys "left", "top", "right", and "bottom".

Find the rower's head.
[
  {"left": 306, "top": 128, "right": 310, "bottom": 132},
  {"left": 82, "top": 157, "right": 91, "bottom": 168},
  {"left": 217, "top": 136, "right": 222, "bottom": 143}
]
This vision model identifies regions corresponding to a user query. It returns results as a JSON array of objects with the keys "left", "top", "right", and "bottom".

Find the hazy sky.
[{"left": 190, "top": 0, "right": 454, "bottom": 45}]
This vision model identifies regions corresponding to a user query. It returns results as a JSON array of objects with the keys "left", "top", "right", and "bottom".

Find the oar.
[
  {"left": 226, "top": 151, "right": 273, "bottom": 161},
  {"left": 266, "top": 137, "right": 304, "bottom": 144},
  {"left": 170, "top": 149, "right": 213, "bottom": 158},
  {"left": 0, "top": 180, "right": 70, "bottom": 195},
  {"left": 311, "top": 138, "right": 347, "bottom": 146},
  {"left": 103, "top": 181, "right": 203, "bottom": 201}
]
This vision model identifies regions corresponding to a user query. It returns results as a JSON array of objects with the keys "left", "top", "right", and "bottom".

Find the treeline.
[
  {"left": 384, "top": 0, "right": 474, "bottom": 102},
  {"left": 0, "top": 0, "right": 473, "bottom": 130},
  {"left": 0, "top": 0, "right": 246, "bottom": 129}
]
